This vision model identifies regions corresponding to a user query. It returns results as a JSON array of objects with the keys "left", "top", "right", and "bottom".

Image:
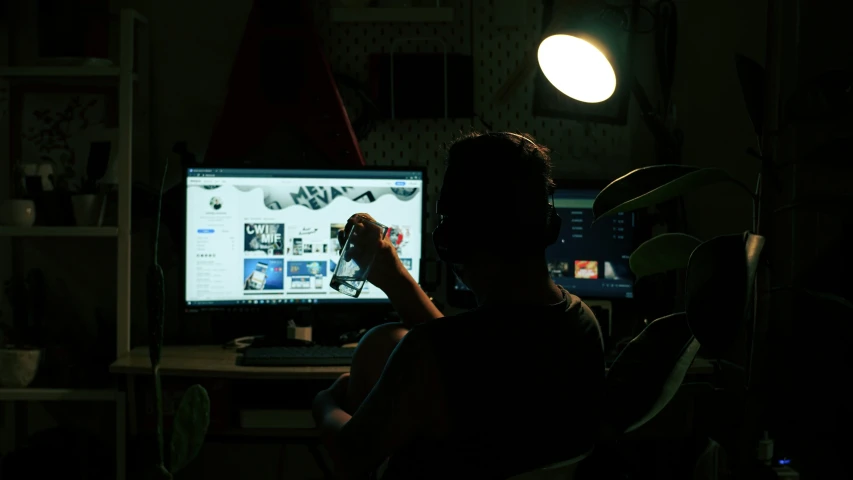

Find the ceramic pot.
[
  {"left": 71, "top": 194, "right": 105, "bottom": 226},
  {"left": 0, "top": 348, "right": 42, "bottom": 387},
  {"left": 0, "top": 199, "right": 36, "bottom": 227}
]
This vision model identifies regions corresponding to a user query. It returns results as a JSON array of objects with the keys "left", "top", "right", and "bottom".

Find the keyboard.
[{"left": 241, "top": 346, "right": 356, "bottom": 366}]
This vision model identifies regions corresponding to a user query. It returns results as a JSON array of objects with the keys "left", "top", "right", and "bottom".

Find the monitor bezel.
[
  {"left": 181, "top": 164, "right": 428, "bottom": 313},
  {"left": 444, "top": 178, "right": 652, "bottom": 308}
]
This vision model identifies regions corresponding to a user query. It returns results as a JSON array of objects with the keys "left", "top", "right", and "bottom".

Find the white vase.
[
  {"left": 71, "top": 194, "right": 105, "bottom": 226},
  {"left": 0, "top": 348, "right": 42, "bottom": 388},
  {"left": 0, "top": 199, "right": 36, "bottom": 227}
]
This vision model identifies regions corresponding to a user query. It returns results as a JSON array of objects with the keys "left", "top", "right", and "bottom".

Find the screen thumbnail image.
[
  {"left": 388, "top": 226, "right": 411, "bottom": 255},
  {"left": 604, "top": 261, "right": 630, "bottom": 280},
  {"left": 244, "top": 223, "right": 284, "bottom": 255},
  {"left": 287, "top": 260, "right": 329, "bottom": 290},
  {"left": 574, "top": 260, "right": 599, "bottom": 279},
  {"left": 243, "top": 258, "right": 284, "bottom": 291}
]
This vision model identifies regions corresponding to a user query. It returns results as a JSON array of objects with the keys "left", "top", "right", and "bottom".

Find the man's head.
[{"left": 432, "top": 132, "right": 559, "bottom": 293}]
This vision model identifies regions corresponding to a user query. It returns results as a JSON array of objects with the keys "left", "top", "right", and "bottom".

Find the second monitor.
[
  {"left": 448, "top": 182, "right": 638, "bottom": 307},
  {"left": 184, "top": 167, "right": 426, "bottom": 308}
]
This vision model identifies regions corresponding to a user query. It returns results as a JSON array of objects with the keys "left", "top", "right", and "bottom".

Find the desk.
[
  {"left": 110, "top": 346, "right": 715, "bottom": 478},
  {"left": 111, "top": 345, "right": 716, "bottom": 378},
  {"left": 110, "top": 346, "right": 715, "bottom": 435},
  {"left": 110, "top": 345, "right": 348, "bottom": 380}
]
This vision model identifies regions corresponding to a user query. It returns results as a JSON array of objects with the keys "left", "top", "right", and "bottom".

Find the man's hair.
[{"left": 443, "top": 131, "right": 556, "bottom": 215}]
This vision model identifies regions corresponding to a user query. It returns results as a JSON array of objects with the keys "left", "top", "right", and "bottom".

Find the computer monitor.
[
  {"left": 184, "top": 167, "right": 425, "bottom": 308},
  {"left": 446, "top": 181, "right": 639, "bottom": 307}
]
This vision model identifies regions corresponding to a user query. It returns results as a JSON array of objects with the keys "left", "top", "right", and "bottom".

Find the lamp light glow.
[{"left": 537, "top": 34, "right": 617, "bottom": 104}]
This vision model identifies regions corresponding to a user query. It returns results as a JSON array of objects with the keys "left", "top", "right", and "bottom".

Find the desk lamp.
[
  {"left": 536, "top": 0, "right": 628, "bottom": 104},
  {"left": 536, "top": 0, "right": 682, "bottom": 162}
]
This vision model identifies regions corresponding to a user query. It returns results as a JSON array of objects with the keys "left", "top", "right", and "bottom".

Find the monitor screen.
[
  {"left": 184, "top": 167, "right": 425, "bottom": 306},
  {"left": 450, "top": 186, "right": 635, "bottom": 302}
]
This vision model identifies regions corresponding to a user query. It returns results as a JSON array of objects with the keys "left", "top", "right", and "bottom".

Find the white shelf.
[
  {"left": 330, "top": 7, "right": 454, "bottom": 23},
  {"left": 0, "top": 388, "right": 118, "bottom": 402},
  {"left": 0, "top": 66, "right": 136, "bottom": 80},
  {"left": 0, "top": 226, "right": 118, "bottom": 237}
]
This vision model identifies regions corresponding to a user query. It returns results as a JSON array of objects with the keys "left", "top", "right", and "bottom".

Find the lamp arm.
[{"left": 631, "top": 76, "right": 683, "bottom": 164}]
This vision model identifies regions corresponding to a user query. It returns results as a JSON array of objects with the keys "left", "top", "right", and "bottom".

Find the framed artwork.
[{"left": 9, "top": 84, "right": 117, "bottom": 193}]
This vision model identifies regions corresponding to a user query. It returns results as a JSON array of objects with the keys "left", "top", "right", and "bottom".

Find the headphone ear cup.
[
  {"left": 544, "top": 205, "right": 561, "bottom": 246},
  {"left": 433, "top": 220, "right": 467, "bottom": 264}
]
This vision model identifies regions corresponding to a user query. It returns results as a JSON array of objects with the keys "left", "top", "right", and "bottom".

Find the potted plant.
[
  {"left": 70, "top": 172, "right": 106, "bottom": 227},
  {"left": 590, "top": 55, "right": 852, "bottom": 474},
  {"left": 0, "top": 164, "right": 38, "bottom": 228},
  {"left": 147, "top": 159, "right": 210, "bottom": 478},
  {"left": 21, "top": 95, "right": 101, "bottom": 225},
  {"left": 0, "top": 270, "right": 47, "bottom": 388}
]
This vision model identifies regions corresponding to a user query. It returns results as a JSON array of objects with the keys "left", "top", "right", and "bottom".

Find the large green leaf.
[
  {"left": 774, "top": 193, "right": 853, "bottom": 216},
  {"left": 169, "top": 384, "right": 211, "bottom": 474},
  {"left": 685, "top": 232, "right": 765, "bottom": 357},
  {"left": 604, "top": 312, "right": 700, "bottom": 435},
  {"left": 629, "top": 233, "right": 702, "bottom": 280},
  {"left": 592, "top": 165, "right": 750, "bottom": 223},
  {"left": 735, "top": 53, "right": 766, "bottom": 138}
]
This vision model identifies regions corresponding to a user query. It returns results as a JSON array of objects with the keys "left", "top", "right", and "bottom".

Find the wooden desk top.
[
  {"left": 110, "top": 346, "right": 348, "bottom": 380},
  {"left": 111, "top": 346, "right": 716, "bottom": 380}
]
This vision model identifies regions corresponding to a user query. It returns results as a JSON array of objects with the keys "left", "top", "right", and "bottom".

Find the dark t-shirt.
[{"left": 384, "top": 287, "right": 605, "bottom": 479}]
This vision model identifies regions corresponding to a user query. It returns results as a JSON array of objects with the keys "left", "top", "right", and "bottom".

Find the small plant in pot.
[
  {"left": 0, "top": 163, "right": 38, "bottom": 228},
  {"left": 0, "top": 270, "right": 46, "bottom": 388},
  {"left": 71, "top": 152, "right": 108, "bottom": 227}
]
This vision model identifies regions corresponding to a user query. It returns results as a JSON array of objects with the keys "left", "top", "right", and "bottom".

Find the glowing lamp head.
[{"left": 537, "top": 34, "right": 617, "bottom": 104}]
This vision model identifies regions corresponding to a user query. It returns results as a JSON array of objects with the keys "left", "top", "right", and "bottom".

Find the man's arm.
[
  {"left": 383, "top": 271, "right": 444, "bottom": 327},
  {"left": 315, "top": 327, "right": 443, "bottom": 478}
]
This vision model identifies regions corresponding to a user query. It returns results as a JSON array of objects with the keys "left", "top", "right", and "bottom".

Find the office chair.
[
  {"left": 511, "top": 232, "right": 763, "bottom": 479},
  {"left": 509, "top": 312, "right": 700, "bottom": 480}
]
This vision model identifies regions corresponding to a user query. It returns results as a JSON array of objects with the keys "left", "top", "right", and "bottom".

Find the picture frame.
[{"left": 9, "top": 84, "right": 117, "bottom": 193}]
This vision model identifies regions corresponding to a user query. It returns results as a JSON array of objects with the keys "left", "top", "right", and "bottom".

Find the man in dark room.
[{"left": 312, "top": 132, "right": 605, "bottom": 479}]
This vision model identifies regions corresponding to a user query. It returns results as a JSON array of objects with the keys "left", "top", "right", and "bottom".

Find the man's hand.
[{"left": 338, "top": 214, "right": 407, "bottom": 292}]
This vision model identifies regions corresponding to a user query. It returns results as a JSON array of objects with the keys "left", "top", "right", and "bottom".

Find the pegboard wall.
[{"left": 314, "top": 0, "right": 635, "bottom": 207}]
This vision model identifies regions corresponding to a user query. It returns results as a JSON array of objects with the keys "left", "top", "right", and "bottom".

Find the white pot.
[
  {"left": 0, "top": 348, "right": 42, "bottom": 388},
  {"left": 71, "top": 194, "right": 105, "bottom": 226},
  {"left": 0, "top": 199, "right": 36, "bottom": 227}
]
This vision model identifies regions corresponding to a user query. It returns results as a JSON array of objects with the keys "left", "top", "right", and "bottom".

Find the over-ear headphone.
[{"left": 432, "top": 132, "right": 562, "bottom": 264}]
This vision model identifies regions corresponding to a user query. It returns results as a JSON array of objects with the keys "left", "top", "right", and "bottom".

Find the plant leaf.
[
  {"left": 798, "top": 136, "right": 853, "bottom": 167},
  {"left": 604, "top": 312, "right": 700, "bottom": 435},
  {"left": 169, "top": 384, "right": 211, "bottom": 474},
  {"left": 593, "top": 165, "right": 747, "bottom": 223},
  {"left": 735, "top": 53, "right": 766, "bottom": 137},
  {"left": 774, "top": 193, "right": 853, "bottom": 216},
  {"left": 629, "top": 233, "right": 702, "bottom": 280},
  {"left": 685, "top": 232, "right": 765, "bottom": 357},
  {"left": 771, "top": 286, "right": 853, "bottom": 311}
]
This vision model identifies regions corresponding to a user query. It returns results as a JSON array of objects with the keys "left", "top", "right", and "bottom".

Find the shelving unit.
[
  {"left": 0, "top": 387, "right": 119, "bottom": 402},
  {"left": 0, "top": 9, "right": 147, "bottom": 480},
  {"left": 0, "top": 226, "right": 119, "bottom": 237},
  {"left": 0, "top": 388, "right": 126, "bottom": 480},
  {"left": 0, "top": 66, "right": 134, "bottom": 79}
]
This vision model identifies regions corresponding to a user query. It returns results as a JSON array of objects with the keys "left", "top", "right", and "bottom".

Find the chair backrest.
[
  {"left": 509, "top": 313, "right": 699, "bottom": 480},
  {"left": 602, "top": 312, "right": 701, "bottom": 435}
]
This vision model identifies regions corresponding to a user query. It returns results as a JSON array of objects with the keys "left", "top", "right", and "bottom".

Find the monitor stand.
[{"left": 248, "top": 306, "right": 316, "bottom": 348}]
